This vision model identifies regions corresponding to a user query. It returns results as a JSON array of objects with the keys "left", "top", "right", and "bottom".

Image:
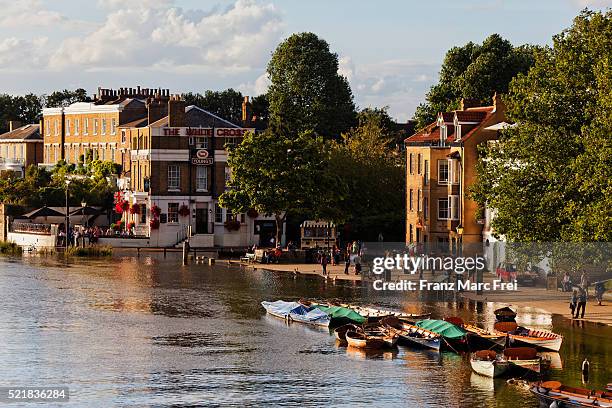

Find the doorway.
[{"left": 195, "top": 208, "right": 208, "bottom": 234}]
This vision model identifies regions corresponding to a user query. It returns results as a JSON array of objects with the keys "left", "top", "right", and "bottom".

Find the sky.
[{"left": 0, "top": 0, "right": 610, "bottom": 121}]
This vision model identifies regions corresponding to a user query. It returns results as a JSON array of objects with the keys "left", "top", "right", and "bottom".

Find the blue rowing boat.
[{"left": 261, "top": 300, "right": 331, "bottom": 327}]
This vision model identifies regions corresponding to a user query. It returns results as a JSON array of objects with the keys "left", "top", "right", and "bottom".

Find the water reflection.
[{"left": 0, "top": 254, "right": 609, "bottom": 407}]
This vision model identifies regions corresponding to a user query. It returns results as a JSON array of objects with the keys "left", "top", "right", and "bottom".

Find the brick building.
[
  {"left": 0, "top": 121, "right": 43, "bottom": 177},
  {"left": 404, "top": 94, "right": 506, "bottom": 247}
]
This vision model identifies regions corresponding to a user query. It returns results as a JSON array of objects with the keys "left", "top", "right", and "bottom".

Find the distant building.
[
  {"left": 404, "top": 94, "right": 506, "bottom": 247},
  {"left": 0, "top": 121, "right": 43, "bottom": 177}
]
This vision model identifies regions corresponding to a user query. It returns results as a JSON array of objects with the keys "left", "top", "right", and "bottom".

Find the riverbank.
[{"left": 242, "top": 262, "right": 363, "bottom": 282}]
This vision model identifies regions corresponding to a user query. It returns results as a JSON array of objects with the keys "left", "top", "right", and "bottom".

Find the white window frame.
[
  {"left": 417, "top": 189, "right": 422, "bottom": 212},
  {"left": 424, "top": 159, "right": 429, "bottom": 185},
  {"left": 409, "top": 153, "right": 414, "bottom": 175},
  {"left": 438, "top": 160, "right": 449, "bottom": 184},
  {"left": 84, "top": 118, "right": 89, "bottom": 135},
  {"left": 93, "top": 119, "right": 98, "bottom": 135},
  {"left": 214, "top": 204, "right": 223, "bottom": 223},
  {"left": 167, "top": 165, "right": 180, "bottom": 191},
  {"left": 450, "top": 159, "right": 460, "bottom": 185},
  {"left": 111, "top": 118, "right": 116, "bottom": 135},
  {"left": 409, "top": 189, "right": 413, "bottom": 211},
  {"left": 101, "top": 119, "right": 107, "bottom": 135},
  {"left": 449, "top": 195, "right": 460, "bottom": 220},
  {"left": 167, "top": 203, "right": 179, "bottom": 224},
  {"left": 54, "top": 120, "right": 58, "bottom": 136},
  {"left": 196, "top": 166, "right": 208, "bottom": 192},
  {"left": 424, "top": 196, "right": 429, "bottom": 219},
  {"left": 438, "top": 198, "right": 449, "bottom": 220}
]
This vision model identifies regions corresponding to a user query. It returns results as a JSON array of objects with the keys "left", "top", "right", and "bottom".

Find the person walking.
[
  {"left": 344, "top": 251, "right": 350, "bottom": 275},
  {"left": 575, "top": 287, "right": 587, "bottom": 319},
  {"left": 570, "top": 289, "right": 578, "bottom": 317},
  {"left": 321, "top": 253, "right": 328, "bottom": 276},
  {"left": 594, "top": 281, "right": 605, "bottom": 306}
]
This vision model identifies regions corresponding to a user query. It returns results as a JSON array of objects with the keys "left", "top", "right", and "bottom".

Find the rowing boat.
[
  {"left": 339, "top": 303, "right": 431, "bottom": 322},
  {"left": 381, "top": 317, "right": 441, "bottom": 351},
  {"left": 494, "top": 306, "right": 517, "bottom": 322},
  {"left": 503, "top": 347, "right": 541, "bottom": 374},
  {"left": 464, "top": 324, "right": 507, "bottom": 349},
  {"left": 345, "top": 330, "right": 387, "bottom": 349},
  {"left": 334, "top": 323, "right": 360, "bottom": 342},
  {"left": 531, "top": 381, "right": 612, "bottom": 407},
  {"left": 494, "top": 322, "right": 563, "bottom": 352},
  {"left": 261, "top": 300, "right": 331, "bottom": 327},
  {"left": 470, "top": 350, "right": 510, "bottom": 378}
]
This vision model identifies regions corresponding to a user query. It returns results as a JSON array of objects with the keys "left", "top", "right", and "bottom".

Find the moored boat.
[
  {"left": 494, "top": 306, "right": 517, "bottom": 322},
  {"left": 503, "top": 347, "right": 541, "bottom": 374},
  {"left": 381, "top": 317, "right": 441, "bottom": 351},
  {"left": 494, "top": 322, "right": 563, "bottom": 352},
  {"left": 311, "top": 304, "right": 366, "bottom": 325},
  {"left": 415, "top": 319, "right": 468, "bottom": 350},
  {"left": 345, "top": 330, "right": 387, "bottom": 349},
  {"left": 338, "top": 303, "right": 431, "bottom": 322},
  {"left": 531, "top": 381, "right": 612, "bottom": 407},
  {"left": 261, "top": 300, "right": 331, "bottom": 327},
  {"left": 464, "top": 324, "right": 507, "bottom": 350},
  {"left": 334, "top": 323, "right": 360, "bottom": 342},
  {"left": 470, "top": 350, "right": 510, "bottom": 378}
]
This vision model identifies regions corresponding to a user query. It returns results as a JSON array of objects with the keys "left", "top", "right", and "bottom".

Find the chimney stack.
[
  {"left": 168, "top": 95, "right": 186, "bottom": 127},
  {"left": 9, "top": 120, "right": 22, "bottom": 132},
  {"left": 492, "top": 92, "right": 505, "bottom": 113},
  {"left": 242, "top": 96, "right": 251, "bottom": 124},
  {"left": 460, "top": 98, "right": 481, "bottom": 110}
]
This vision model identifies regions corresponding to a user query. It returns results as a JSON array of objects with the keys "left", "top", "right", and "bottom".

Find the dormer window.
[
  {"left": 440, "top": 125, "right": 447, "bottom": 145},
  {"left": 456, "top": 124, "right": 462, "bottom": 141}
]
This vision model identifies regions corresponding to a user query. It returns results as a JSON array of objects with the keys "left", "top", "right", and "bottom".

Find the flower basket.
[
  {"left": 224, "top": 219, "right": 241, "bottom": 231},
  {"left": 120, "top": 200, "right": 130, "bottom": 212},
  {"left": 150, "top": 219, "right": 160, "bottom": 229},
  {"left": 151, "top": 205, "right": 161, "bottom": 218},
  {"left": 247, "top": 208, "right": 259, "bottom": 218},
  {"left": 127, "top": 221, "right": 136, "bottom": 230},
  {"left": 178, "top": 204, "right": 190, "bottom": 217},
  {"left": 129, "top": 204, "right": 141, "bottom": 215}
]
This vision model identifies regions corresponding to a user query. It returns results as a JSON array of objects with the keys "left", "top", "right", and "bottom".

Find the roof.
[
  {"left": 119, "top": 116, "right": 149, "bottom": 128},
  {"left": 406, "top": 106, "right": 495, "bottom": 144},
  {"left": 0, "top": 124, "right": 41, "bottom": 141},
  {"left": 22, "top": 206, "right": 103, "bottom": 218},
  {"left": 148, "top": 105, "right": 242, "bottom": 128}
]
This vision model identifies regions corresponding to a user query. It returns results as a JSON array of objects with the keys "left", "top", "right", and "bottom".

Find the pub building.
[{"left": 121, "top": 94, "right": 278, "bottom": 248}]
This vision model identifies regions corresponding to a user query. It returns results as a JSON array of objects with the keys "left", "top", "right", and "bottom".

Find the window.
[
  {"left": 438, "top": 198, "right": 449, "bottom": 220},
  {"left": 167, "top": 165, "right": 180, "bottom": 190},
  {"left": 196, "top": 166, "right": 208, "bottom": 191},
  {"left": 424, "top": 160, "right": 429, "bottom": 185},
  {"left": 450, "top": 159, "right": 460, "bottom": 184},
  {"left": 75, "top": 119, "right": 79, "bottom": 135},
  {"left": 140, "top": 205, "right": 146, "bottom": 224},
  {"left": 168, "top": 203, "right": 179, "bottom": 223},
  {"left": 214, "top": 204, "right": 223, "bottom": 223},
  {"left": 54, "top": 120, "right": 58, "bottom": 135},
  {"left": 45, "top": 120, "right": 50, "bottom": 136},
  {"left": 438, "top": 160, "right": 449, "bottom": 184},
  {"left": 417, "top": 154, "right": 422, "bottom": 174},
  {"left": 93, "top": 119, "right": 98, "bottom": 135},
  {"left": 195, "top": 137, "right": 209, "bottom": 149},
  {"left": 449, "top": 195, "right": 459, "bottom": 220},
  {"left": 440, "top": 125, "right": 447, "bottom": 145},
  {"left": 417, "top": 189, "right": 422, "bottom": 212},
  {"left": 111, "top": 118, "right": 116, "bottom": 135},
  {"left": 101, "top": 119, "right": 107, "bottom": 135},
  {"left": 409, "top": 189, "right": 413, "bottom": 211},
  {"left": 409, "top": 153, "right": 414, "bottom": 174},
  {"left": 74, "top": 147, "right": 79, "bottom": 163},
  {"left": 424, "top": 197, "right": 429, "bottom": 219},
  {"left": 224, "top": 137, "right": 237, "bottom": 148},
  {"left": 84, "top": 118, "right": 89, "bottom": 135},
  {"left": 409, "top": 224, "right": 413, "bottom": 243},
  {"left": 455, "top": 124, "right": 462, "bottom": 141},
  {"left": 121, "top": 130, "right": 126, "bottom": 143}
]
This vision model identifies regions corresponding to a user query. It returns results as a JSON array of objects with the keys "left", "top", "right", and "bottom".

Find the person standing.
[
  {"left": 570, "top": 289, "right": 578, "bottom": 317},
  {"left": 321, "top": 253, "right": 328, "bottom": 276},
  {"left": 580, "top": 272, "right": 589, "bottom": 293},
  {"left": 594, "top": 281, "right": 605, "bottom": 306},
  {"left": 344, "top": 251, "right": 350, "bottom": 275},
  {"left": 575, "top": 287, "right": 587, "bottom": 319}
]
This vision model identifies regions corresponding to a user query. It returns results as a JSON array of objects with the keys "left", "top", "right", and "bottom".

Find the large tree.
[
  {"left": 183, "top": 89, "right": 244, "bottom": 124},
  {"left": 0, "top": 93, "right": 44, "bottom": 132},
  {"left": 267, "top": 32, "right": 356, "bottom": 138},
  {"left": 45, "top": 88, "right": 90, "bottom": 108},
  {"left": 470, "top": 10, "right": 612, "bottom": 242},
  {"left": 219, "top": 125, "right": 344, "bottom": 244},
  {"left": 413, "top": 34, "right": 538, "bottom": 128}
]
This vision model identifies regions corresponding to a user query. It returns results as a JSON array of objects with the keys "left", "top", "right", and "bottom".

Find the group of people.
[
  {"left": 57, "top": 225, "right": 106, "bottom": 247},
  {"left": 319, "top": 241, "right": 364, "bottom": 276},
  {"left": 568, "top": 272, "right": 607, "bottom": 319}
]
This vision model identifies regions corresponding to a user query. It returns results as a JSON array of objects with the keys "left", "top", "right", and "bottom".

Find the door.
[{"left": 195, "top": 208, "right": 208, "bottom": 234}]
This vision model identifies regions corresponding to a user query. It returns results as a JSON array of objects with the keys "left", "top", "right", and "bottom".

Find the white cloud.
[
  {"left": 0, "top": 0, "right": 86, "bottom": 29},
  {"left": 0, "top": 37, "right": 48, "bottom": 68},
  {"left": 237, "top": 72, "right": 270, "bottom": 96},
  {"left": 573, "top": 0, "right": 612, "bottom": 6},
  {"left": 338, "top": 55, "right": 354, "bottom": 82},
  {"left": 48, "top": 0, "right": 283, "bottom": 72}
]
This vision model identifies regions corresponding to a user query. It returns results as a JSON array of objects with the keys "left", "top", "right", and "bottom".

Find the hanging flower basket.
[
  {"left": 114, "top": 203, "right": 123, "bottom": 214},
  {"left": 127, "top": 221, "right": 136, "bottom": 230},
  {"left": 113, "top": 220, "right": 124, "bottom": 231},
  {"left": 150, "top": 219, "right": 160, "bottom": 229},
  {"left": 178, "top": 204, "right": 190, "bottom": 217},
  {"left": 247, "top": 208, "right": 259, "bottom": 218},
  {"left": 129, "top": 204, "right": 141, "bottom": 215},
  {"left": 151, "top": 205, "right": 161, "bottom": 218},
  {"left": 224, "top": 219, "right": 241, "bottom": 231}
]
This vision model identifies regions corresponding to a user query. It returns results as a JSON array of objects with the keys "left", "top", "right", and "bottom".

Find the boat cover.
[
  {"left": 416, "top": 319, "right": 467, "bottom": 339},
  {"left": 312, "top": 305, "right": 366, "bottom": 324},
  {"left": 261, "top": 300, "right": 330, "bottom": 324}
]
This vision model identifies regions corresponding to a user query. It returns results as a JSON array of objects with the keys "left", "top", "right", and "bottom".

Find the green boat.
[
  {"left": 312, "top": 304, "right": 366, "bottom": 325},
  {"left": 416, "top": 319, "right": 467, "bottom": 350}
]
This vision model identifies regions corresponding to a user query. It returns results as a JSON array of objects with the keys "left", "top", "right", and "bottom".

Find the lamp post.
[
  {"left": 81, "top": 201, "right": 87, "bottom": 248},
  {"left": 65, "top": 179, "right": 71, "bottom": 249}
]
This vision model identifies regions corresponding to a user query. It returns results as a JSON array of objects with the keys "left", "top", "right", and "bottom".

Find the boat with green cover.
[
  {"left": 416, "top": 319, "right": 468, "bottom": 350},
  {"left": 311, "top": 304, "right": 366, "bottom": 325}
]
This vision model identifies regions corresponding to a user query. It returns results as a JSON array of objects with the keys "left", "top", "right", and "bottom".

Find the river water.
[{"left": 0, "top": 254, "right": 609, "bottom": 407}]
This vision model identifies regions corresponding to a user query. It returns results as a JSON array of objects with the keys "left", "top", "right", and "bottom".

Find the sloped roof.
[
  {"left": 406, "top": 106, "right": 495, "bottom": 144},
  {"left": 149, "top": 105, "right": 242, "bottom": 128},
  {"left": 0, "top": 124, "right": 41, "bottom": 141}
]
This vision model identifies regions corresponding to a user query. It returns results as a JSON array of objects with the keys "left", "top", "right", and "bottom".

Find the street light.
[{"left": 65, "top": 179, "right": 71, "bottom": 249}]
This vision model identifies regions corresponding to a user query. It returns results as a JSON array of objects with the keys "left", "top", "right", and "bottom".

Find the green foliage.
[
  {"left": 64, "top": 245, "right": 112, "bottom": 257},
  {"left": 250, "top": 93, "right": 269, "bottom": 123},
  {"left": 329, "top": 112, "right": 406, "bottom": 240},
  {"left": 45, "top": 88, "right": 90, "bottom": 108},
  {"left": 0, "top": 241, "right": 22, "bottom": 255},
  {"left": 413, "top": 34, "right": 539, "bottom": 128},
  {"left": 471, "top": 10, "right": 612, "bottom": 242},
  {"left": 267, "top": 32, "right": 356, "bottom": 138},
  {"left": 183, "top": 89, "right": 244, "bottom": 124},
  {"left": 219, "top": 125, "right": 345, "bottom": 242}
]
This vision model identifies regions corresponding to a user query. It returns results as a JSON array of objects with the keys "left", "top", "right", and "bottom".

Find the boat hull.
[
  {"left": 470, "top": 359, "right": 510, "bottom": 378},
  {"left": 346, "top": 332, "right": 386, "bottom": 349},
  {"left": 508, "top": 358, "right": 541, "bottom": 374},
  {"left": 261, "top": 301, "right": 331, "bottom": 327},
  {"left": 510, "top": 335, "right": 563, "bottom": 352},
  {"left": 530, "top": 386, "right": 612, "bottom": 408}
]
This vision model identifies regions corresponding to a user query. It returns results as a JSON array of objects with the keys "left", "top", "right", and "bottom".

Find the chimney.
[
  {"left": 493, "top": 92, "right": 505, "bottom": 113},
  {"left": 168, "top": 95, "right": 186, "bottom": 127},
  {"left": 242, "top": 96, "right": 251, "bottom": 124},
  {"left": 9, "top": 120, "right": 22, "bottom": 132},
  {"left": 147, "top": 98, "right": 167, "bottom": 125}
]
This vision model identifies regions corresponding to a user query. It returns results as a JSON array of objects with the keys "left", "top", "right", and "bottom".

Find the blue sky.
[{"left": 0, "top": 0, "right": 609, "bottom": 121}]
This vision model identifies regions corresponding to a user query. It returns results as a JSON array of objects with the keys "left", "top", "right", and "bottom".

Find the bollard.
[
  {"left": 182, "top": 241, "right": 189, "bottom": 265},
  {"left": 163, "top": 248, "right": 167, "bottom": 258},
  {"left": 208, "top": 258, "right": 215, "bottom": 266}
]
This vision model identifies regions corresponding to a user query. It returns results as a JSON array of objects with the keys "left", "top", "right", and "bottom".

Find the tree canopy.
[
  {"left": 267, "top": 32, "right": 356, "bottom": 138},
  {"left": 470, "top": 10, "right": 612, "bottom": 242},
  {"left": 413, "top": 34, "right": 538, "bottom": 128}
]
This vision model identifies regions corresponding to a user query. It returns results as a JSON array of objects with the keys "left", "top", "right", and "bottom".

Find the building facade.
[
  {"left": 404, "top": 94, "right": 506, "bottom": 247},
  {"left": 0, "top": 121, "right": 43, "bottom": 177}
]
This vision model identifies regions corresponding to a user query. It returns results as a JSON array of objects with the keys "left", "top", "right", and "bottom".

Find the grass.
[
  {"left": 0, "top": 241, "right": 23, "bottom": 255},
  {"left": 64, "top": 245, "right": 112, "bottom": 257}
]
